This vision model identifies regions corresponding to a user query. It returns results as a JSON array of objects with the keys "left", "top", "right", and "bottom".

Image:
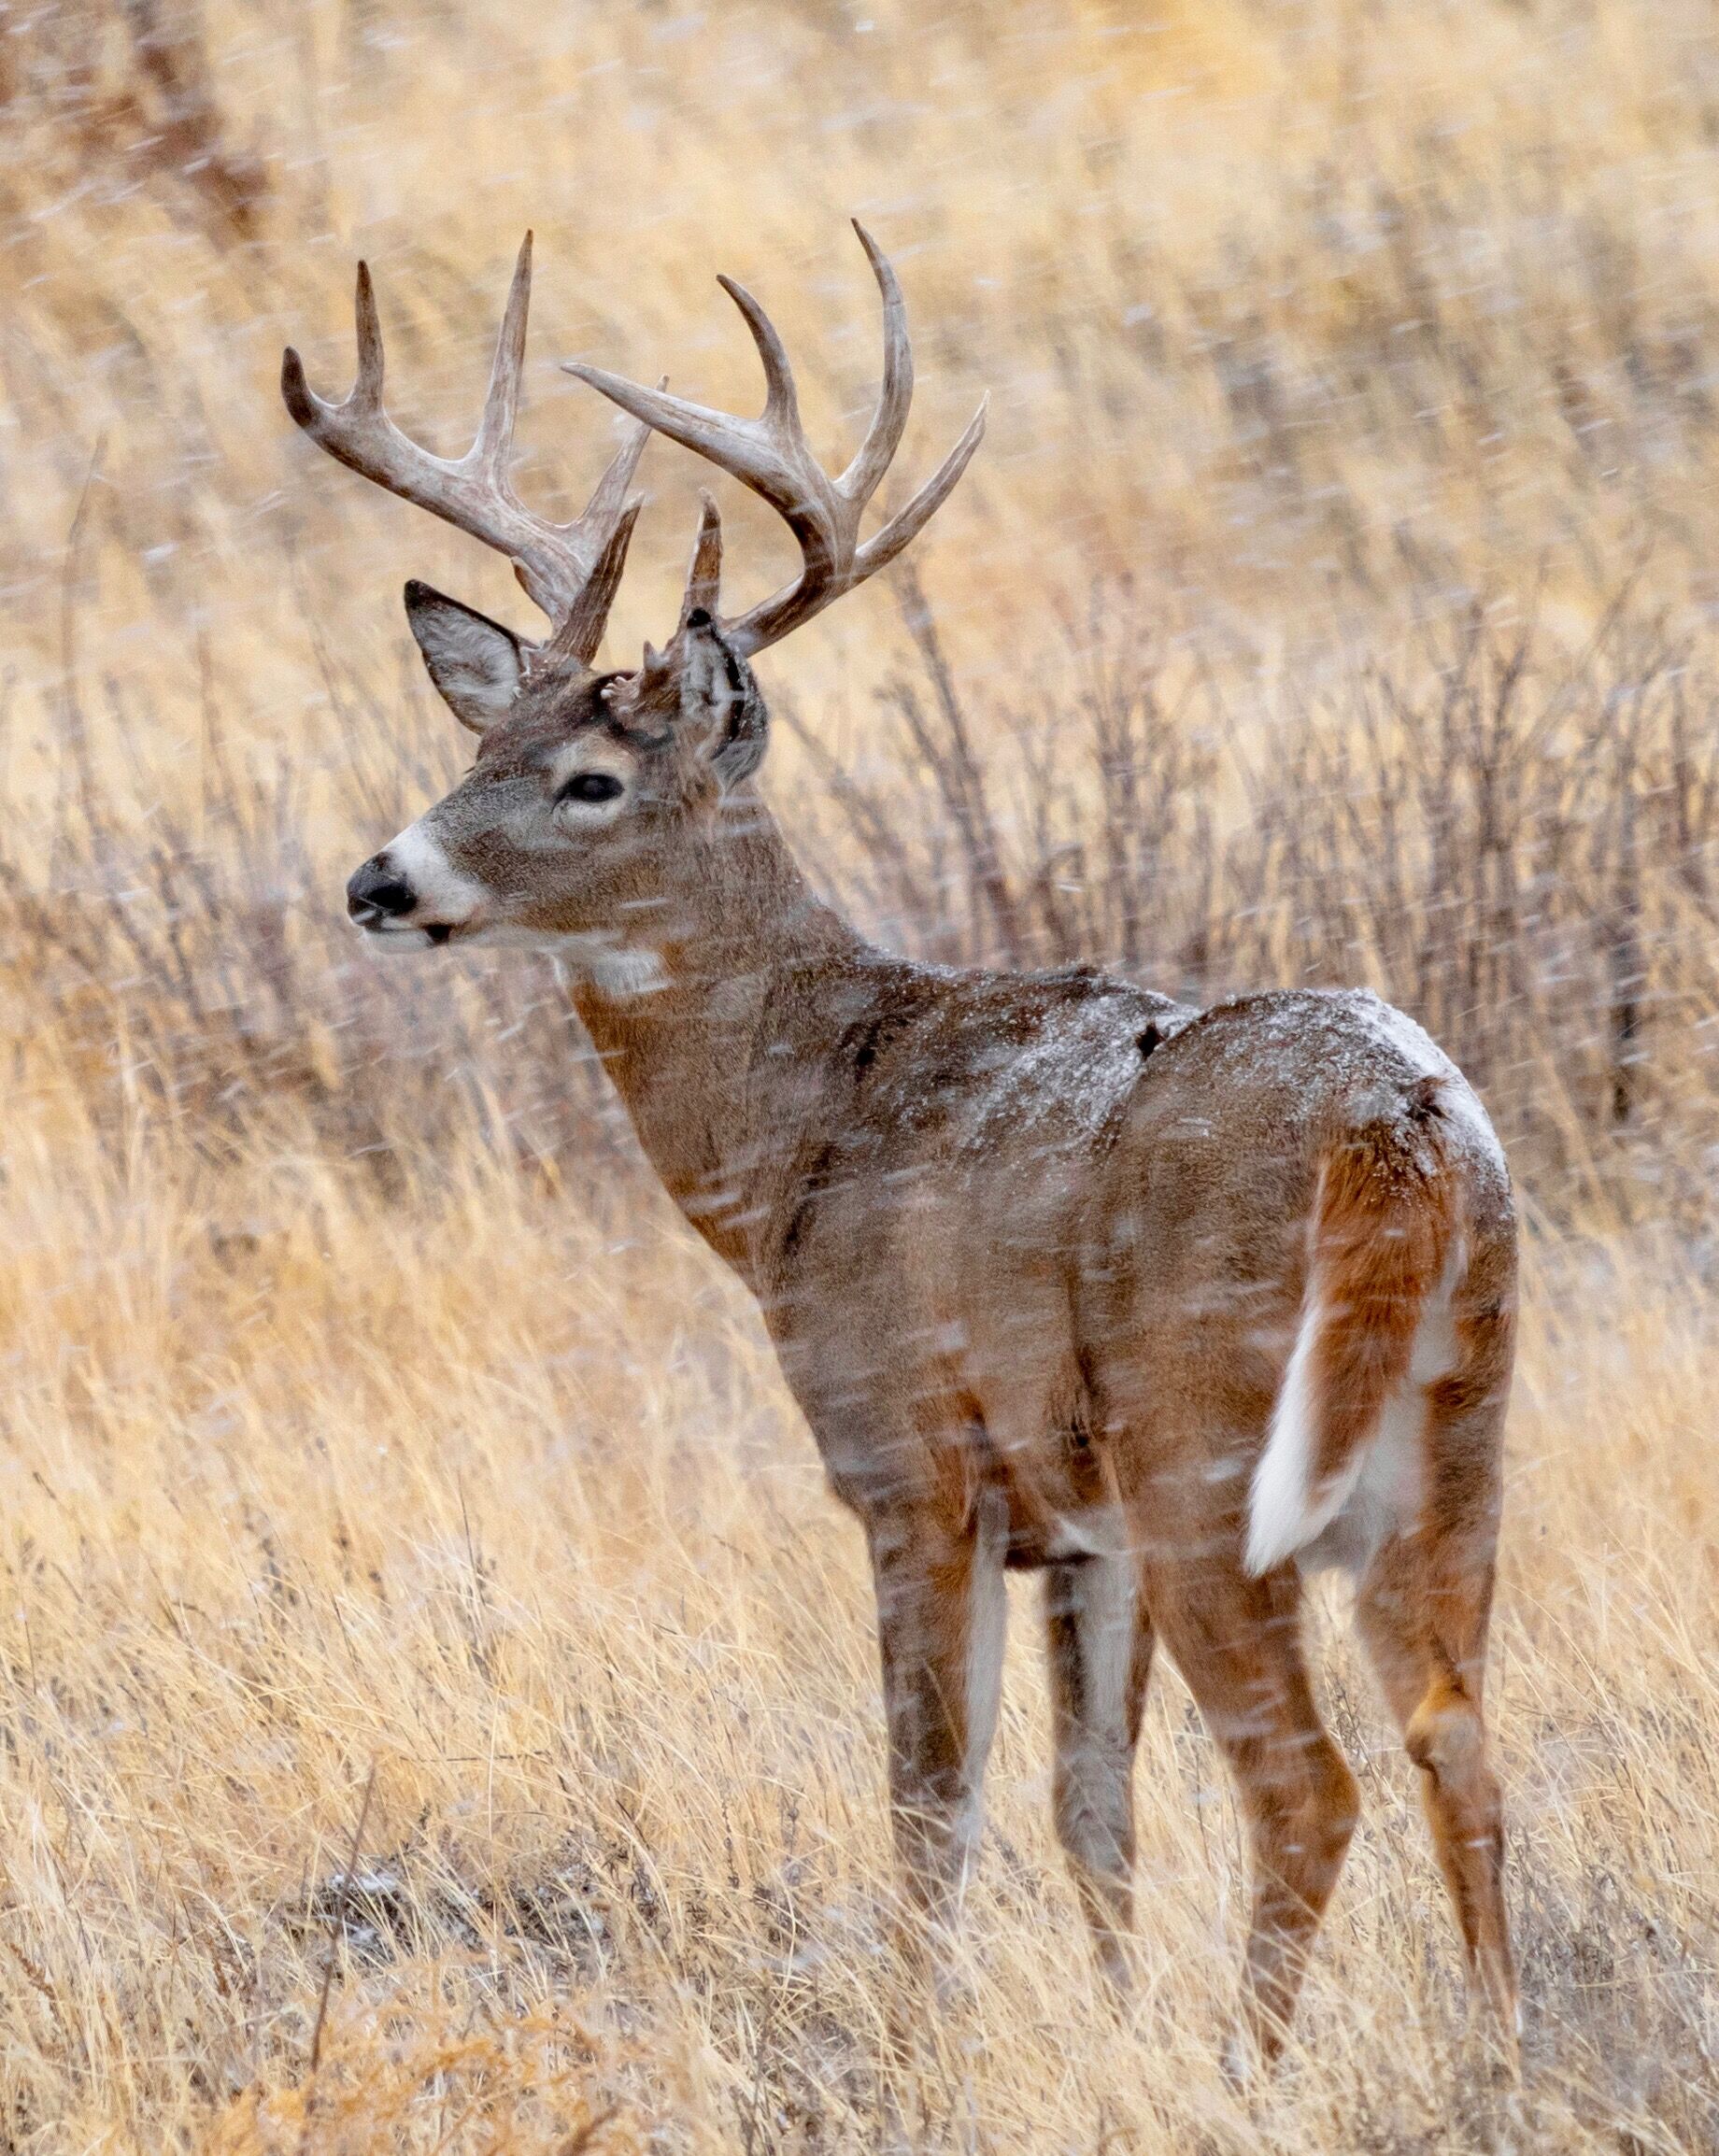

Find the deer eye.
[{"left": 557, "top": 771, "right": 625, "bottom": 805}]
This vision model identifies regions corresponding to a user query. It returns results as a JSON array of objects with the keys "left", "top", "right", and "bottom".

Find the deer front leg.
[{"left": 865, "top": 1484, "right": 1009, "bottom": 1950}]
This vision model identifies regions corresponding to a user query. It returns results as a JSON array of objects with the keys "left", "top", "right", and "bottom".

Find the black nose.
[{"left": 347, "top": 858, "right": 417, "bottom": 924}]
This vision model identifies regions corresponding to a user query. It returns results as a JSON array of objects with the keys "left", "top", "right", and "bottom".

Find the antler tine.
[
  {"left": 715, "top": 274, "right": 806, "bottom": 437},
  {"left": 471, "top": 233, "right": 532, "bottom": 479},
  {"left": 838, "top": 220, "right": 912, "bottom": 511},
  {"left": 549, "top": 496, "right": 643, "bottom": 664},
  {"left": 353, "top": 262, "right": 385, "bottom": 409},
  {"left": 563, "top": 226, "right": 983, "bottom": 660},
  {"left": 848, "top": 396, "right": 987, "bottom": 580},
  {"left": 678, "top": 493, "right": 725, "bottom": 631},
  {"left": 281, "top": 237, "right": 649, "bottom": 651},
  {"left": 280, "top": 262, "right": 390, "bottom": 454},
  {"left": 567, "top": 376, "right": 657, "bottom": 556}
]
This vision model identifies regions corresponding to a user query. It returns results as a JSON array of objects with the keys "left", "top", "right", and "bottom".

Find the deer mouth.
[{"left": 348, "top": 915, "right": 457, "bottom": 952}]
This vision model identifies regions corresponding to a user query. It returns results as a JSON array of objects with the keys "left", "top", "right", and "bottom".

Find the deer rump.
[{"left": 1245, "top": 1078, "right": 1462, "bottom": 1579}]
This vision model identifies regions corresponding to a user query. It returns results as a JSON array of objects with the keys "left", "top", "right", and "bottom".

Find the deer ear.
[
  {"left": 405, "top": 581, "right": 527, "bottom": 734},
  {"left": 676, "top": 612, "right": 769, "bottom": 787}
]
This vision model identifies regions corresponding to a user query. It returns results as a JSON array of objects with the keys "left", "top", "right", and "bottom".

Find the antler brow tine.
[
  {"left": 678, "top": 493, "right": 726, "bottom": 631},
  {"left": 562, "top": 222, "right": 985, "bottom": 659},
  {"left": 281, "top": 234, "right": 649, "bottom": 663}
]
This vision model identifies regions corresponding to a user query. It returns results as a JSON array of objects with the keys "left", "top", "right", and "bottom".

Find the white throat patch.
[{"left": 551, "top": 935, "right": 670, "bottom": 999}]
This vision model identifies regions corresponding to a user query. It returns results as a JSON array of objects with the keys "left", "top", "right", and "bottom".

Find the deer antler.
[
  {"left": 281, "top": 234, "right": 648, "bottom": 663},
  {"left": 564, "top": 222, "right": 986, "bottom": 659}
]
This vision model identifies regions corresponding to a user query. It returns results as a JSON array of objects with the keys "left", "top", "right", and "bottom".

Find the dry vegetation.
[{"left": 2, "top": 0, "right": 1718, "bottom": 2147}]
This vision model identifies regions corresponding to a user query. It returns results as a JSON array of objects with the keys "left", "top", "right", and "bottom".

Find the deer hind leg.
[
  {"left": 1355, "top": 1497, "right": 1516, "bottom": 2043},
  {"left": 1044, "top": 1552, "right": 1152, "bottom": 1991},
  {"left": 1153, "top": 1555, "right": 1359, "bottom": 2067},
  {"left": 866, "top": 1484, "right": 1009, "bottom": 1950}
]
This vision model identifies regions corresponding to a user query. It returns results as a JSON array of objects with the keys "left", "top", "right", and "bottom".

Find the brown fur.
[
  {"left": 1308, "top": 1095, "right": 1457, "bottom": 1493},
  {"left": 355, "top": 737, "right": 1521, "bottom": 2064},
  {"left": 299, "top": 235, "right": 1520, "bottom": 2069}
]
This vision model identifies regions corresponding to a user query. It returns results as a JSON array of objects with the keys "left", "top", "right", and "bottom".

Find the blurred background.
[
  {"left": 4, "top": 6, "right": 1719, "bottom": 2150},
  {"left": 6, "top": 0, "right": 1719, "bottom": 1222}
]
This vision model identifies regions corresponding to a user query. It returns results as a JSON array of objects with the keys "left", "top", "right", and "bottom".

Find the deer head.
[{"left": 282, "top": 227, "right": 984, "bottom": 966}]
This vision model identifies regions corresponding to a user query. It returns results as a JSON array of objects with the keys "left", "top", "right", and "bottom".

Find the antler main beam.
[
  {"left": 564, "top": 222, "right": 986, "bottom": 659},
  {"left": 281, "top": 235, "right": 648, "bottom": 661}
]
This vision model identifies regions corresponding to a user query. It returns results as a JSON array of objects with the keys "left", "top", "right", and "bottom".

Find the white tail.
[{"left": 1245, "top": 1088, "right": 1459, "bottom": 1577}]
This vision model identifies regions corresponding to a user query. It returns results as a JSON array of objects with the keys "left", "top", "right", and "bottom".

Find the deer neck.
[{"left": 563, "top": 791, "right": 863, "bottom": 1272}]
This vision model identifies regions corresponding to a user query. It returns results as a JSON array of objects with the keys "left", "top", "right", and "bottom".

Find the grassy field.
[{"left": 3, "top": 1, "right": 1719, "bottom": 2147}]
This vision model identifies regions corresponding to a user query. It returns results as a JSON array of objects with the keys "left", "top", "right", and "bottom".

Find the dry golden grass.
[
  {"left": 3, "top": 1089, "right": 1717, "bottom": 2150},
  {"left": 3, "top": 0, "right": 1719, "bottom": 2147}
]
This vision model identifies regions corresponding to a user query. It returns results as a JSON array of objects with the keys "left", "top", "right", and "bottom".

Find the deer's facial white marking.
[
  {"left": 351, "top": 737, "right": 670, "bottom": 989},
  {"left": 377, "top": 821, "right": 488, "bottom": 934}
]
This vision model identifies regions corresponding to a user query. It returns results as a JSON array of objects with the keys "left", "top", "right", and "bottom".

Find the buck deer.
[{"left": 283, "top": 228, "right": 1518, "bottom": 2064}]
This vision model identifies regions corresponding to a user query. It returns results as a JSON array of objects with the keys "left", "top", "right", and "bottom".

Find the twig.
[
  {"left": 298, "top": 1757, "right": 379, "bottom": 2142},
  {"left": 55, "top": 437, "right": 107, "bottom": 872}
]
